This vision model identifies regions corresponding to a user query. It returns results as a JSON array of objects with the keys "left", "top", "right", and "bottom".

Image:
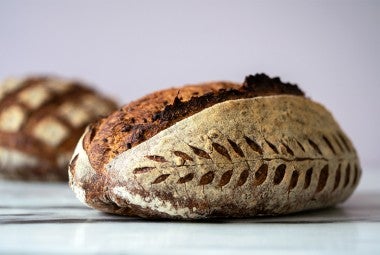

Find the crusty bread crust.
[
  {"left": 84, "top": 74, "right": 303, "bottom": 174},
  {"left": 69, "top": 74, "right": 360, "bottom": 219},
  {"left": 0, "top": 76, "right": 117, "bottom": 181}
]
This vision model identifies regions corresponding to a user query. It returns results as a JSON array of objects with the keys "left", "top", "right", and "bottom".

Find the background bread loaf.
[
  {"left": 69, "top": 74, "right": 361, "bottom": 219},
  {"left": 0, "top": 76, "right": 118, "bottom": 181}
]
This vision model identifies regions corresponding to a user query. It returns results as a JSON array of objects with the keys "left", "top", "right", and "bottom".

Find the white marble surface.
[{"left": 1, "top": 170, "right": 379, "bottom": 254}]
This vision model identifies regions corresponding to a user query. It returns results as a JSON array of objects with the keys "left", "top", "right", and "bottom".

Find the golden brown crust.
[
  {"left": 84, "top": 81, "right": 240, "bottom": 174},
  {"left": 84, "top": 74, "right": 304, "bottom": 174},
  {"left": 70, "top": 88, "right": 360, "bottom": 219},
  {"left": 0, "top": 76, "right": 118, "bottom": 181}
]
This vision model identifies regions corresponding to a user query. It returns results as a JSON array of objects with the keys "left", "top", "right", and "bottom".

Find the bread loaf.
[
  {"left": 69, "top": 74, "right": 361, "bottom": 219},
  {"left": 0, "top": 76, "right": 117, "bottom": 181}
]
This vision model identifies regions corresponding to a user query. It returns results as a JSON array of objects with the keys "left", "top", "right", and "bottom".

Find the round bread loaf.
[
  {"left": 69, "top": 74, "right": 361, "bottom": 219},
  {"left": 0, "top": 76, "right": 118, "bottom": 181}
]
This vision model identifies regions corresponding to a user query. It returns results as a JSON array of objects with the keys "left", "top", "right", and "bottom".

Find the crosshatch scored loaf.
[
  {"left": 69, "top": 73, "right": 361, "bottom": 219},
  {"left": 0, "top": 76, "right": 118, "bottom": 181}
]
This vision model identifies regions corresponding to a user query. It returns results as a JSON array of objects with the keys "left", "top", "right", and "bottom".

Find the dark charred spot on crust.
[
  {"left": 153, "top": 73, "right": 303, "bottom": 124},
  {"left": 152, "top": 112, "right": 161, "bottom": 121},
  {"left": 243, "top": 74, "right": 303, "bottom": 94},
  {"left": 130, "top": 127, "right": 145, "bottom": 141},
  {"left": 121, "top": 124, "right": 132, "bottom": 132}
]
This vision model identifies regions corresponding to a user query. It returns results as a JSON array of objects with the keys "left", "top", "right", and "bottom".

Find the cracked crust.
[
  {"left": 0, "top": 76, "right": 118, "bottom": 181},
  {"left": 69, "top": 73, "right": 361, "bottom": 219},
  {"left": 84, "top": 74, "right": 303, "bottom": 174}
]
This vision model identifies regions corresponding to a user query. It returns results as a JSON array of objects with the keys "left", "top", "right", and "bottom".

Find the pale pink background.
[{"left": 0, "top": 0, "right": 379, "bottom": 169}]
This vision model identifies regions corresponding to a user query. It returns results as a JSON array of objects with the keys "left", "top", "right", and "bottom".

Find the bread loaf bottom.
[{"left": 69, "top": 75, "right": 360, "bottom": 219}]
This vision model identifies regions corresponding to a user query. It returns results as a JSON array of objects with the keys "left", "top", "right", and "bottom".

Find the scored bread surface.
[
  {"left": 69, "top": 74, "right": 360, "bottom": 219},
  {"left": 0, "top": 76, "right": 117, "bottom": 181}
]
